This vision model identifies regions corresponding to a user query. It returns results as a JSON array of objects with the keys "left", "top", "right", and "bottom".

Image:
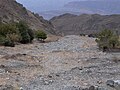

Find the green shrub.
[
  {"left": 96, "top": 29, "right": 120, "bottom": 50},
  {"left": 6, "top": 33, "right": 21, "bottom": 45},
  {"left": 28, "top": 29, "right": 34, "bottom": 43},
  {"left": 109, "top": 35, "right": 119, "bottom": 48},
  {"left": 0, "top": 35, "right": 6, "bottom": 45},
  {"left": 0, "top": 23, "right": 19, "bottom": 47},
  {"left": 4, "top": 39, "right": 15, "bottom": 47},
  {"left": 16, "top": 21, "right": 34, "bottom": 44},
  {"left": 0, "top": 21, "right": 34, "bottom": 46},
  {"left": 20, "top": 31, "right": 30, "bottom": 44},
  {"left": 35, "top": 30, "right": 47, "bottom": 42},
  {"left": 0, "top": 23, "right": 18, "bottom": 36},
  {"left": 0, "top": 34, "right": 20, "bottom": 47}
]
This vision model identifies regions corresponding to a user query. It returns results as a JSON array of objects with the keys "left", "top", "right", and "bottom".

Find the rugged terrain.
[
  {"left": 0, "top": 35, "right": 120, "bottom": 90},
  {"left": 0, "top": 0, "right": 55, "bottom": 34},
  {"left": 50, "top": 14, "right": 120, "bottom": 35}
]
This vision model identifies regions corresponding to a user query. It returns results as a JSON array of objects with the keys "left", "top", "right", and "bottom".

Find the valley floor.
[{"left": 0, "top": 35, "right": 120, "bottom": 90}]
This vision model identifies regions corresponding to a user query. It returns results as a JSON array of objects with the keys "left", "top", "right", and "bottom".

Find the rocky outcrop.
[
  {"left": 0, "top": 0, "right": 55, "bottom": 34},
  {"left": 50, "top": 13, "right": 120, "bottom": 35}
]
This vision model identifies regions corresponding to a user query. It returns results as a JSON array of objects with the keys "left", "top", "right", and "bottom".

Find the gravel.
[{"left": 0, "top": 35, "right": 120, "bottom": 90}]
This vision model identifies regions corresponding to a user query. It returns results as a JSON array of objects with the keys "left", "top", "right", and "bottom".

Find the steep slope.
[
  {"left": 0, "top": 0, "right": 55, "bottom": 34},
  {"left": 50, "top": 14, "right": 120, "bottom": 35}
]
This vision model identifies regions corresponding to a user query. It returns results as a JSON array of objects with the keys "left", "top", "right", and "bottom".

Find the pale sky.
[{"left": 16, "top": 0, "right": 82, "bottom": 12}]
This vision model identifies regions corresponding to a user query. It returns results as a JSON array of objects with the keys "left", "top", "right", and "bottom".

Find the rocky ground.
[{"left": 0, "top": 35, "right": 120, "bottom": 90}]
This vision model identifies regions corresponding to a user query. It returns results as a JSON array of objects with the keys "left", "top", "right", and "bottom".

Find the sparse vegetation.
[
  {"left": 0, "top": 21, "right": 48, "bottom": 47},
  {"left": 0, "top": 23, "right": 20, "bottom": 47},
  {"left": 27, "top": 28, "right": 34, "bottom": 43},
  {"left": 4, "top": 33, "right": 20, "bottom": 47},
  {"left": 0, "top": 35, "right": 6, "bottom": 45},
  {"left": 96, "top": 29, "right": 120, "bottom": 51},
  {"left": 0, "top": 21, "right": 35, "bottom": 46},
  {"left": 16, "top": 21, "right": 34, "bottom": 44},
  {"left": 35, "top": 30, "right": 47, "bottom": 42}
]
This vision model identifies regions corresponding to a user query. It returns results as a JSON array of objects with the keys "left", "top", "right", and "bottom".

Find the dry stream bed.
[{"left": 0, "top": 35, "right": 120, "bottom": 90}]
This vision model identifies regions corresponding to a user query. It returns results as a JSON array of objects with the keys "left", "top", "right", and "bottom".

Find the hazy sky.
[{"left": 16, "top": 0, "right": 82, "bottom": 12}]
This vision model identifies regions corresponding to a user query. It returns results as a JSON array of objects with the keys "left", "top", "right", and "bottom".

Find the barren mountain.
[
  {"left": 50, "top": 13, "right": 120, "bottom": 35},
  {"left": 64, "top": 0, "right": 120, "bottom": 14},
  {"left": 0, "top": 0, "right": 55, "bottom": 34}
]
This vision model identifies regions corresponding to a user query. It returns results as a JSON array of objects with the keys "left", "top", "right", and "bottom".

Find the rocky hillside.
[
  {"left": 50, "top": 13, "right": 120, "bottom": 35},
  {"left": 0, "top": 0, "right": 55, "bottom": 34}
]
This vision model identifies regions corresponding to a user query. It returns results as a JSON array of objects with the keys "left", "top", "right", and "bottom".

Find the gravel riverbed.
[{"left": 0, "top": 35, "right": 120, "bottom": 90}]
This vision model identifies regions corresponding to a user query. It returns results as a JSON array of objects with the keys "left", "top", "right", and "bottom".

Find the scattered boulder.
[
  {"left": 89, "top": 86, "right": 95, "bottom": 90},
  {"left": 106, "top": 80, "right": 115, "bottom": 87},
  {"left": 106, "top": 80, "right": 120, "bottom": 90},
  {"left": 0, "top": 85, "right": 14, "bottom": 90}
]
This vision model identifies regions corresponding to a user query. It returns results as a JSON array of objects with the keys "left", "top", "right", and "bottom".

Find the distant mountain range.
[
  {"left": 40, "top": 0, "right": 120, "bottom": 19},
  {"left": 64, "top": 0, "right": 120, "bottom": 15},
  {"left": 50, "top": 13, "right": 120, "bottom": 35},
  {"left": 16, "top": 0, "right": 120, "bottom": 20},
  {"left": 39, "top": 10, "right": 82, "bottom": 20}
]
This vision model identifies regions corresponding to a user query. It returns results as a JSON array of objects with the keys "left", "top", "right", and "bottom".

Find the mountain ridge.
[
  {"left": 16, "top": 0, "right": 120, "bottom": 19},
  {"left": 0, "top": 0, "right": 55, "bottom": 34},
  {"left": 64, "top": 0, "right": 120, "bottom": 14},
  {"left": 50, "top": 13, "right": 120, "bottom": 35}
]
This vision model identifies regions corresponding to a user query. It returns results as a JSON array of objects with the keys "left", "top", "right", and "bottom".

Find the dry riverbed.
[{"left": 0, "top": 35, "right": 120, "bottom": 90}]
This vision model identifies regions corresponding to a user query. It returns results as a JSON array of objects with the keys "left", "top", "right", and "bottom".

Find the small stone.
[
  {"left": 56, "top": 74, "right": 60, "bottom": 77},
  {"left": 83, "top": 83, "right": 88, "bottom": 86},
  {"left": 20, "top": 87, "right": 23, "bottom": 90},
  {"left": 114, "top": 80, "right": 120, "bottom": 90},
  {"left": 16, "top": 78, "right": 19, "bottom": 82},
  {"left": 89, "top": 86, "right": 95, "bottom": 90},
  {"left": 49, "top": 80, "right": 53, "bottom": 83},
  {"left": 64, "top": 76, "right": 71, "bottom": 80},
  {"left": 6, "top": 71, "right": 9, "bottom": 73},
  {"left": 48, "top": 75, "right": 52, "bottom": 78},
  {"left": 0, "top": 65, "right": 5, "bottom": 68},
  {"left": 114, "top": 80, "right": 120, "bottom": 85},
  {"left": 44, "top": 81, "right": 49, "bottom": 85},
  {"left": 0, "top": 69, "right": 5, "bottom": 74},
  {"left": 106, "top": 80, "right": 114, "bottom": 87},
  {"left": 97, "top": 80, "right": 102, "bottom": 84},
  {"left": 6, "top": 78, "right": 9, "bottom": 80},
  {"left": 22, "top": 53, "right": 27, "bottom": 56}
]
